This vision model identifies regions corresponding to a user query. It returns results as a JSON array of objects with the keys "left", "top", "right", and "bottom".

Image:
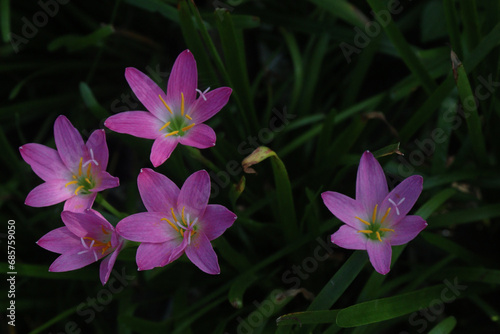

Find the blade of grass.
[
  {"left": 0, "top": 0, "right": 10, "bottom": 43},
  {"left": 366, "top": 0, "right": 437, "bottom": 94},
  {"left": 443, "top": 0, "right": 463, "bottom": 59},
  {"left": 428, "top": 316, "right": 457, "bottom": 334},
  {"left": 459, "top": 0, "right": 481, "bottom": 53}
]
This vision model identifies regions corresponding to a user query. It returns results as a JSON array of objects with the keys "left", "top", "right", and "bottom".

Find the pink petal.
[
  {"left": 356, "top": 151, "right": 388, "bottom": 212},
  {"left": 99, "top": 240, "right": 124, "bottom": 285},
  {"left": 389, "top": 215, "right": 427, "bottom": 246},
  {"left": 150, "top": 135, "right": 179, "bottom": 167},
  {"left": 49, "top": 251, "right": 99, "bottom": 272},
  {"left": 199, "top": 204, "right": 237, "bottom": 241},
  {"left": 25, "top": 180, "right": 73, "bottom": 207},
  {"left": 167, "top": 50, "right": 197, "bottom": 109},
  {"left": 63, "top": 193, "right": 96, "bottom": 212},
  {"left": 61, "top": 210, "right": 112, "bottom": 240},
  {"left": 37, "top": 227, "right": 82, "bottom": 254},
  {"left": 92, "top": 171, "right": 120, "bottom": 192},
  {"left": 138, "top": 168, "right": 180, "bottom": 212},
  {"left": 104, "top": 111, "right": 163, "bottom": 140},
  {"left": 19, "top": 143, "right": 69, "bottom": 181},
  {"left": 116, "top": 212, "right": 180, "bottom": 243},
  {"left": 54, "top": 115, "right": 85, "bottom": 171},
  {"left": 330, "top": 225, "right": 367, "bottom": 250},
  {"left": 189, "top": 87, "right": 232, "bottom": 123},
  {"left": 321, "top": 191, "right": 367, "bottom": 229},
  {"left": 125, "top": 68, "right": 169, "bottom": 121},
  {"left": 136, "top": 240, "right": 183, "bottom": 271},
  {"left": 379, "top": 175, "right": 424, "bottom": 226},
  {"left": 366, "top": 239, "right": 392, "bottom": 275},
  {"left": 185, "top": 233, "right": 220, "bottom": 274},
  {"left": 86, "top": 129, "right": 109, "bottom": 169},
  {"left": 178, "top": 124, "right": 216, "bottom": 149},
  {"left": 177, "top": 170, "right": 210, "bottom": 218}
]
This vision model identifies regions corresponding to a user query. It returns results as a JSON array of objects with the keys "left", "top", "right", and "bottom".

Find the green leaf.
[
  {"left": 308, "top": 0, "right": 368, "bottom": 28},
  {"left": 79, "top": 82, "right": 110, "bottom": 120},
  {"left": 124, "top": 0, "right": 178, "bottom": 23},
  {"left": 0, "top": 0, "right": 10, "bottom": 43},
  {"left": 428, "top": 316, "right": 457, "bottom": 334},
  {"left": 336, "top": 285, "right": 448, "bottom": 327},
  {"left": 427, "top": 203, "right": 500, "bottom": 229},
  {"left": 277, "top": 310, "right": 340, "bottom": 326},
  {"left": 48, "top": 25, "right": 114, "bottom": 52}
]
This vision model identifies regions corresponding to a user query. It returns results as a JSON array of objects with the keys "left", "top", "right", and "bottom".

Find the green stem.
[{"left": 95, "top": 195, "right": 127, "bottom": 219}]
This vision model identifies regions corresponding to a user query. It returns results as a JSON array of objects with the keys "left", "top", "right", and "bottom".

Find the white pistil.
[
  {"left": 388, "top": 197, "right": 406, "bottom": 216},
  {"left": 83, "top": 148, "right": 99, "bottom": 167},
  {"left": 196, "top": 87, "right": 210, "bottom": 101}
]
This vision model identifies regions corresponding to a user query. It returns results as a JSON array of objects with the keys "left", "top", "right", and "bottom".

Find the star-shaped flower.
[
  {"left": 104, "top": 50, "right": 232, "bottom": 167},
  {"left": 116, "top": 169, "right": 237, "bottom": 274},
  {"left": 20, "top": 115, "right": 119, "bottom": 212},
  {"left": 322, "top": 151, "right": 427, "bottom": 275},
  {"left": 37, "top": 210, "right": 125, "bottom": 285}
]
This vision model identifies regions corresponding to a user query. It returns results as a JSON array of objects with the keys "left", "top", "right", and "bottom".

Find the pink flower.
[
  {"left": 20, "top": 115, "right": 119, "bottom": 212},
  {"left": 116, "top": 169, "right": 237, "bottom": 274},
  {"left": 104, "top": 50, "right": 232, "bottom": 167},
  {"left": 322, "top": 151, "right": 427, "bottom": 275},
  {"left": 37, "top": 210, "right": 125, "bottom": 285}
]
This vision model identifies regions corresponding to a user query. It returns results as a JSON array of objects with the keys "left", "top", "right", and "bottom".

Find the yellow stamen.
[
  {"left": 181, "top": 92, "right": 185, "bottom": 116},
  {"left": 190, "top": 230, "right": 195, "bottom": 236},
  {"left": 101, "top": 241, "right": 112, "bottom": 255},
  {"left": 162, "top": 218, "right": 179, "bottom": 232},
  {"left": 165, "top": 130, "right": 179, "bottom": 137},
  {"left": 357, "top": 230, "right": 373, "bottom": 234},
  {"left": 171, "top": 208, "right": 178, "bottom": 222},
  {"left": 355, "top": 216, "right": 371, "bottom": 226},
  {"left": 74, "top": 185, "right": 84, "bottom": 195},
  {"left": 101, "top": 226, "right": 110, "bottom": 234},
  {"left": 380, "top": 228, "right": 395, "bottom": 232},
  {"left": 181, "top": 123, "right": 195, "bottom": 132},
  {"left": 372, "top": 204, "right": 378, "bottom": 223},
  {"left": 159, "top": 95, "right": 173, "bottom": 114},
  {"left": 65, "top": 180, "right": 78, "bottom": 188},
  {"left": 185, "top": 114, "right": 192, "bottom": 120},
  {"left": 72, "top": 175, "right": 77, "bottom": 179},
  {"left": 86, "top": 163, "right": 91, "bottom": 177},
  {"left": 181, "top": 206, "right": 186, "bottom": 225},
  {"left": 159, "top": 121, "right": 171, "bottom": 131},
  {"left": 381, "top": 207, "right": 391, "bottom": 223},
  {"left": 78, "top": 157, "right": 83, "bottom": 176},
  {"left": 85, "top": 178, "right": 92, "bottom": 185},
  {"left": 376, "top": 231, "right": 382, "bottom": 242},
  {"left": 180, "top": 229, "right": 184, "bottom": 237}
]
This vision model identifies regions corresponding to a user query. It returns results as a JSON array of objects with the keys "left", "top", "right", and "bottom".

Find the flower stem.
[{"left": 95, "top": 195, "right": 127, "bottom": 219}]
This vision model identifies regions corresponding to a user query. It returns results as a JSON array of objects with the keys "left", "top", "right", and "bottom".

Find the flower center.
[
  {"left": 355, "top": 204, "right": 395, "bottom": 242},
  {"left": 158, "top": 92, "right": 196, "bottom": 137},
  {"left": 64, "top": 155, "right": 97, "bottom": 196},
  {"left": 77, "top": 229, "right": 112, "bottom": 261},
  {"left": 161, "top": 206, "right": 198, "bottom": 244}
]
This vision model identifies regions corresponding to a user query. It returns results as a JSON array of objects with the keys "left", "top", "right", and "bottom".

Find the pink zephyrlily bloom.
[
  {"left": 37, "top": 210, "right": 125, "bottom": 285},
  {"left": 116, "top": 169, "right": 237, "bottom": 274},
  {"left": 20, "top": 115, "right": 119, "bottom": 212},
  {"left": 104, "top": 49, "right": 232, "bottom": 167},
  {"left": 322, "top": 151, "right": 427, "bottom": 275}
]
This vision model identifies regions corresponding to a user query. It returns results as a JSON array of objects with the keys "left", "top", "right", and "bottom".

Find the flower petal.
[
  {"left": 19, "top": 143, "right": 69, "bottom": 181},
  {"left": 356, "top": 151, "right": 388, "bottom": 212},
  {"left": 25, "top": 180, "right": 73, "bottom": 207},
  {"left": 63, "top": 193, "right": 96, "bottom": 212},
  {"left": 37, "top": 227, "right": 81, "bottom": 254},
  {"left": 185, "top": 233, "right": 220, "bottom": 274},
  {"left": 116, "top": 212, "right": 180, "bottom": 243},
  {"left": 167, "top": 50, "right": 197, "bottom": 109},
  {"left": 99, "top": 239, "right": 124, "bottom": 285},
  {"left": 86, "top": 129, "right": 109, "bottom": 169},
  {"left": 198, "top": 204, "right": 237, "bottom": 241},
  {"left": 150, "top": 135, "right": 179, "bottom": 167},
  {"left": 389, "top": 215, "right": 427, "bottom": 246},
  {"left": 92, "top": 171, "right": 120, "bottom": 192},
  {"left": 54, "top": 115, "right": 85, "bottom": 171},
  {"left": 49, "top": 251, "right": 99, "bottom": 272},
  {"left": 125, "top": 68, "right": 169, "bottom": 121},
  {"left": 61, "top": 210, "right": 112, "bottom": 240},
  {"left": 330, "top": 225, "right": 368, "bottom": 250},
  {"left": 321, "top": 191, "right": 367, "bottom": 229},
  {"left": 136, "top": 240, "right": 183, "bottom": 271},
  {"left": 189, "top": 87, "right": 232, "bottom": 123},
  {"left": 379, "top": 175, "right": 424, "bottom": 226},
  {"left": 138, "top": 168, "right": 180, "bottom": 212},
  {"left": 177, "top": 170, "right": 210, "bottom": 218},
  {"left": 366, "top": 239, "right": 392, "bottom": 275},
  {"left": 178, "top": 124, "right": 216, "bottom": 149},
  {"left": 104, "top": 111, "right": 163, "bottom": 140}
]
